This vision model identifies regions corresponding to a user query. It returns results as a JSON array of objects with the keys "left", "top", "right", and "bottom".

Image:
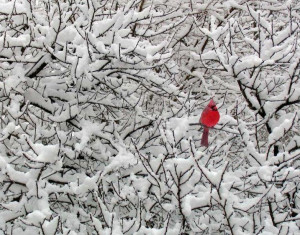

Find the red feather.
[{"left": 199, "top": 99, "right": 220, "bottom": 147}]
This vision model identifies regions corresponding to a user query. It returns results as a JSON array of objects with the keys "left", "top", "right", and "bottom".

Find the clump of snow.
[
  {"left": 74, "top": 120, "right": 106, "bottom": 151},
  {"left": 26, "top": 210, "right": 46, "bottom": 225},
  {"left": 70, "top": 173, "right": 100, "bottom": 195},
  {"left": 42, "top": 217, "right": 60, "bottom": 235},
  {"left": 24, "top": 88, "right": 54, "bottom": 114},
  {"left": 31, "top": 143, "right": 60, "bottom": 163},
  {"left": 268, "top": 117, "right": 295, "bottom": 145},
  {"left": 104, "top": 148, "right": 137, "bottom": 174}
]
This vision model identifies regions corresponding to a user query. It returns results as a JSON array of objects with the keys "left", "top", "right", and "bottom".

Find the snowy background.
[{"left": 0, "top": 0, "right": 300, "bottom": 234}]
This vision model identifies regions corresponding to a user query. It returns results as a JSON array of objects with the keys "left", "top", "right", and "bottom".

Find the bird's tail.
[{"left": 201, "top": 127, "right": 209, "bottom": 147}]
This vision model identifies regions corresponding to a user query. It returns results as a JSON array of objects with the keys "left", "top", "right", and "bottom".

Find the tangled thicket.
[{"left": 0, "top": 0, "right": 299, "bottom": 234}]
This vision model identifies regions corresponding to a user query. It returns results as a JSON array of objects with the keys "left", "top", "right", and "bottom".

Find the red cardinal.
[{"left": 199, "top": 99, "right": 220, "bottom": 147}]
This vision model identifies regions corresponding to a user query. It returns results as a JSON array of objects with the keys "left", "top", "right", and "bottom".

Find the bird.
[{"left": 199, "top": 99, "right": 220, "bottom": 147}]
